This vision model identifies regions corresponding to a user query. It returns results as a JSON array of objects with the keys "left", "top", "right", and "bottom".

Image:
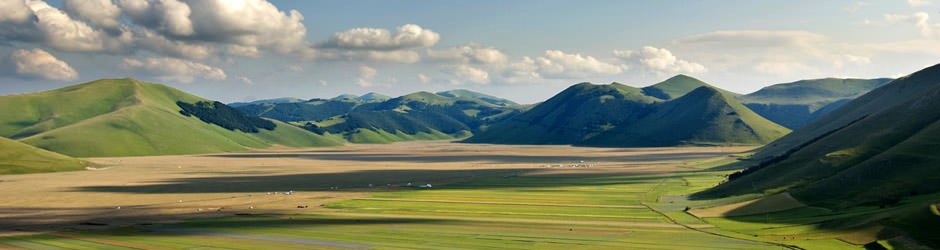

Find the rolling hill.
[
  {"left": 436, "top": 89, "right": 518, "bottom": 105},
  {"left": 737, "top": 78, "right": 893, "bottom": 129},
  {"left": 0, "top": 136, "right": 89, "bottom": 174},
  {"left": 228, "top": 97, "right": 306, "bottom": 107},
  {"left": 238, "top": 91, "right": 524, "bottom": 144},
  {"left": 702, "top": 63, "right": 940, "bottom": 206},
  {"left": 0, "top": 78, "right": 343, "bottom": 157},
  {"left": 465, "top": 76, "right": 788, "bottom": 146}
]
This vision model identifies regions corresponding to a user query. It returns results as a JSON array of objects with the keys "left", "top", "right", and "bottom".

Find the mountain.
[
  {"left": 0, "top": 136, "right": 89, "bottom": 174},
  {"left": 582, "top": 86, "right": 790, "bottom": 146},
  {"left": 737, "top": 78, "right": 893, "bottom": 129},
  {"left": 358, "top": 92, "right": 391, "bottom": 102},
  {"left": 641, "top": 74, "right": 740, "bottom": 100},
  {"left": 331, "top": 94, "right": 358, "bottom": 100},
  {"left": 698, "top": 63, "right": 940, "bottom": 248},
  {"left": 0, "top": 78, "right": 343, "bottom": 157},
  {"left": 238, "top": 91, "right": 523, "bottom": 144},
  {"left": 436, "top": 89, "right": 518, "bottom": 105},
  {"left": 228, "top": 97, "right": 305, "bottom": 107},
  {"left": 465, "top": 78, "right": 788, "bottom": 146}
]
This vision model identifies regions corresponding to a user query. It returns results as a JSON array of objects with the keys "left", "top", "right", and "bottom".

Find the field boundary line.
[
  {"left": 354, "top": 198, "right": 646, "bottom": 208},
  {"left": 48, "top": 232, "right": 174, "bottom": 250},
  {"left": 317, "top": 211, "right": 693, "bottom": 229}
]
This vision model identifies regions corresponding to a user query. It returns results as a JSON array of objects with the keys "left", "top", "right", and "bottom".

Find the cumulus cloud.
[
  {"left": 884, "top": 12, "right": 939, "bottom": 37},
  {"left": 136, "top": 29, "right": 213, "bottom": 59},
  {"left": 0, "top": 0, "right": 116, "bottom": 52},
  {"left": 417, "top": 73, "right": 430, "bottom": 83},
  {"left": 237, "top": 76, "right": 253, "bottom": 85},
  {"left": 357, "top": 65, "right": 376, "bottom": 87},
  {"left": 335, "top": 50, "right": 420, "bottom": 63},
  {"left": 226, "top": 45, "right": 262, "bottom": 58},
  {"left": 323, "top": 24, "right": 440, "bottom": 50},
  {"left": 908, "top": 0, "right": 933, "bottom": 7},
  {"left": 64, "top": 0, "right": 123, "bottom": 31},
  {"left": 534, "top": 50, "right": 624, "bottom": 78},
  {"left": 120, "top": 57, "right": 226, "bottom": 83},
  {"left": 614, "top": 46, "right": 706, "bottom": 74},
  {"left": 6, "top": 48, "right": 79, "bottom": 81},
  {"left": 845, "top": 2, "right": 868, "bottom": 12},
  {"left": 427, "top": 42, "right": 508, "bottom": 64},
  {"left": 446, "top": 65, "right": 489, "bottom": 84}
]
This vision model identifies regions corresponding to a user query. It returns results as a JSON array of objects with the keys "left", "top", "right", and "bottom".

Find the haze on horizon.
[{"left": 1, "top": 0, "right": 939, "bottom": 104}]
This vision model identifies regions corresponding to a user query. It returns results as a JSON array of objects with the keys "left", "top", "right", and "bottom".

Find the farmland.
[{"left": 0, "top": 142, "right": 892, "bottom": 249}]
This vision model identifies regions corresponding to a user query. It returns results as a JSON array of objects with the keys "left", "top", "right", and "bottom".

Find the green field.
[{"left": 1, "top": 158, "right": 898, "bottom": 249}]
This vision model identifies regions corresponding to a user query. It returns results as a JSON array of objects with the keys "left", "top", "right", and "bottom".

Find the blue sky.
[{"left": 1, "top": 0, "right": 939, "bottom": 104}]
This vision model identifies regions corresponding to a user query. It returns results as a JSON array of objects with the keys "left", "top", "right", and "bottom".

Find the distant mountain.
[
  {"left": 358, "top": 92, "right": 391, "bottom": 102},
  {"left": 238, "top": 91, "right": 523, "bottom": 143},
  {"left": 698, "top": 64, "right": 940, "bottom": 247},
  {"left": 0, "top": 79, "right": 342, "bottom": 157},
  {"left": 228, "top": 97, "right": 305, "bottom": 107},
  {"left": 465, "top": 76, "right": 788, "bottom": 146},
  {"left": 331, "top": 94, "right": 358, "bottom": 100},
  {"left": 641, "top": 74, "right": 740, "bottom": 100},
  {"left": 436, "top": 89, "right": 518, "bottom": 105},
  {"left": 0, "top": 136, "right": 88, "bottom": 174},
  {"left": 737, "top": 78, "right": 893, "bottom": 129}
]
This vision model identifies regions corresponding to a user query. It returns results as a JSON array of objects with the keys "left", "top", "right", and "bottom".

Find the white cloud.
[
  {"left": 833, "top": 54, "right": 871, "bottom": 68},
  {"left": 884, "top": 12, "right": 939, "bottom": 37},
  {"left": 226, "top": 45, "right": 262, "bottom": 58},
  {"left": 534, "top": 50, "right": 624, "bottom": 78},
  {"left": 357, "top": 65, "right": 377, "bottom": 87},
  {"left": 845, "top": 2, "right": 869, "bottom": 12},
  {"left": 427, "top": 42, "right": 508, "bottom": 64},
  {"left": 7, "top": 48, "right": 79, "bottom": 81},
  {"left": 289, "top": 65, "right": 304, "bottom": 72},
  {"left": 337, "top": 50, "right": 420, "bottom": 63},
  {"left": 446, "top": 65, "right": 489, "bottom": 84},
  {"left": 417, "top": 73, "right": 430, "bottom": 83},
  {"left": 64, "top": 0, "right": 123, "bottom": 31},
  {"left": 237, "top": 76, "right": 253, "bottom": 85},
  {"left": 120, "top": 57, "right": 226, "bottom": 83},
  {"left": 136, "top": 29, "right": 213, "bottom": 59},
  {"left": 614, "top": 46, "right": 706, "bottom": 74},
  {"left": 908, "top": 0, "right": 933, "bottom": 7},
  {"left": 323, "top": 24, "right": 440, "bottom": 50},
  {"left": 318, "top": 80, "right": 327, "bottom": 86},
  {"left": 0, "top": 0, "right": 115, "bottom": 52},
  {"left": 117, "top": 0, "right": 194, "bottom": 36}
]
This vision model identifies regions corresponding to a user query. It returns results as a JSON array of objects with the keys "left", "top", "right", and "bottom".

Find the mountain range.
[{"left": 465, "top": 75, "right": 790, "bottom": 146}]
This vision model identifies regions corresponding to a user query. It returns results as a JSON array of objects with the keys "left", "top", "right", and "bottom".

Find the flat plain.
[{"left": 0, "top": 142, "right": 870, "bottom": 249}]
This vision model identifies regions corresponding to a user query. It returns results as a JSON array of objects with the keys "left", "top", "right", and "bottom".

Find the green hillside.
[
  {"left": 583, "top": 87, "right": 789, "bottom": 146},
  {"left": 240, "top": 91, "right": 522, "bottom": 144},
  {"left": 0, "top": 79, "right": 342, "bottom": 157},
  {"left": 738, "top": 78, "right": 892, "bottom": 129},
  {"left": 641, "top": 74, "right": 740, "bottom": 100},
  {"left": 228, "top": 97, "right": 305, "bottom": 107},
  {"left": 0, "top": 136, "right": 89, "bottom": 174},
  {"left": 751, "top": 65, "right": 940, "bottom": 161},
  {"left": 466, "top": 80, "right": 787, "bottom": 146},
  {"left": 464, "top": 82, "right": 659, "bottom": 145},
  {"left": 697, "top": 64, "right": 940, "bottom": 248},
  {"left": 436, "top": 89, "right": 519, "bottom": 105},
  {"left": 358, "top": 92, "right": 391, "bottom": 102}
]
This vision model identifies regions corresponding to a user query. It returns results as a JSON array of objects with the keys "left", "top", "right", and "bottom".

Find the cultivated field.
[{"left": 0, "top": 142, "right": 868, "bottom": 249}]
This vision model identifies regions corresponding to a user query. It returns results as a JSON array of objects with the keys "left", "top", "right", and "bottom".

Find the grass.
[
  {"left": 0, "top": 79, "right": 342, "bottom": 157},
  {"left": 0, "top": 136, "right": 89, "bottom": 174}
]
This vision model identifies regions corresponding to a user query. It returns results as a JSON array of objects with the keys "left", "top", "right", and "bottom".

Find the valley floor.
[{"left": 0, "top": 142, "right": 872, "bottom": 249}]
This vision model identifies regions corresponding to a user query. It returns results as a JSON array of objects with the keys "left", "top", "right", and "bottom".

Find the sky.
[{"left": 1, "top": 0, "right": 939, "bottom": 104}]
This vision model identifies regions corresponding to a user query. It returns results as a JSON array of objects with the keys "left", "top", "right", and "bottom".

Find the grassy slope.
[
  {"left": 582, "top": 87, "right": 789, "bottom": 146},
  {"left": 357, "top": 92, "right": 391, "bottom": 102},
  {"left": 436, "top": 89, "right": 519, "bottom": 105},
  {"left": 2, "top": 79, "right": 341, "bottom": 157},
  {"left": 465, "top": 82, "right": 659, "bottom": 145},
  {"left": 738, "top": 78, "right": 892, "bottom": 129},
  {"left": 467, "top": 81, "right": 786, "bottom": 147},
  {"left": 751, "top": 64, "right": 940, "bottom": 161},
  {"left": 0, "top": 136, "right": 88, "bottom": 174},
  {"left": 641, "top": 74, "right": 741, "bottom": 100}
]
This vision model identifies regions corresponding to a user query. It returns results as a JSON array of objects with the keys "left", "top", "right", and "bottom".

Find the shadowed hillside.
[{"left": 738, "top": 78, "right": 892, "bottom": 129}]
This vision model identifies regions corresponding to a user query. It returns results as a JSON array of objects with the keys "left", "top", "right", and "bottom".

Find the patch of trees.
[{"left": 178, "top": 101, "right": 276, "bottom": 133}]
